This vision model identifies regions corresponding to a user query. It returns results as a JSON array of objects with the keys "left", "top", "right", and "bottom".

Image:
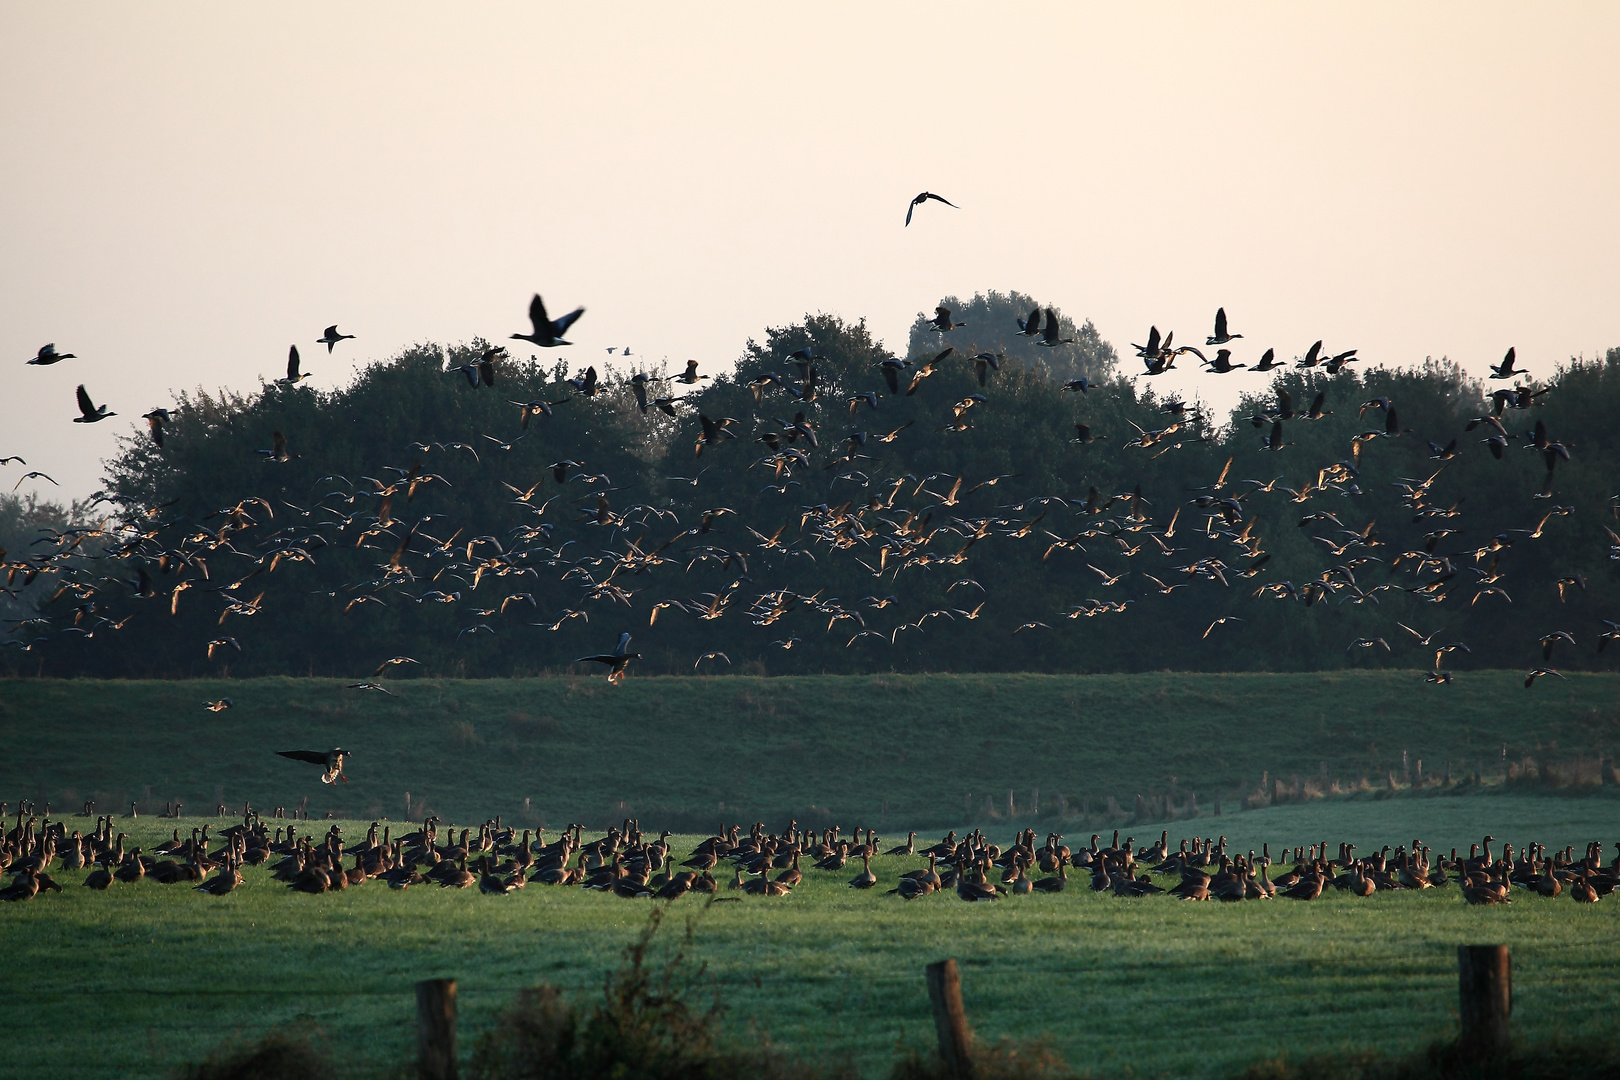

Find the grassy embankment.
[{"left": 2, "top": 671, "right": 1617, "bottom": 830}]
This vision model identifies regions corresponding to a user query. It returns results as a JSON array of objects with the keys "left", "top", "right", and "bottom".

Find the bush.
[
  {"left": 887, "top": 1037, "right": 1083, "bottom": 1080},
  {"left": 471, "top": 903, "right": 830, "bottom": 1080},
  {"left": 1238, "top": 1036, "right": 1620, "bottom": 1080},
  {"left": 174, "top": 1025, "right": 332, "bottom": 1080}
]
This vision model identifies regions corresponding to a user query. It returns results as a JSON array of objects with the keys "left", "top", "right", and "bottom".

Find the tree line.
[{"left": 5, "top": 289, "right": 1617, "bottom": 681}]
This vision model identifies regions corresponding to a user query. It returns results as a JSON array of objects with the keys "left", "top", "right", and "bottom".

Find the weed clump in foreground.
[
  {"left": 1238, "top": 1036, "right": 1620, "bottom": 1080},
  {"left": 174, "top": 1025, "right": 331, "bottom": 1080},
  {"left": 887, "top": 1037, "right": 1084, "bottom": 1080},
  {"left": 471, "top": 902, "right": 828, "bottom": 1080}
]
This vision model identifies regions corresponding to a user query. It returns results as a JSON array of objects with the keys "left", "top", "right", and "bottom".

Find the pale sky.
[{"left": 3, "top": 4, "right": 1617, "bottom": 500}]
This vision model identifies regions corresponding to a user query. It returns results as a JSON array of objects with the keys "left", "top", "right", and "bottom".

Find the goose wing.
[
  {"left": 528, "top": 293, "right": 551, "bottom": 336},
  {"left": 552, "top": 304, "right": 585, "bottom": 336}
]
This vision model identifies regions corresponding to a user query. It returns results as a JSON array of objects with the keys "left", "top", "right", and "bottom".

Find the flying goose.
[
  {"left": 1488, "top": 347, "right": 1523, "bottom": 380},
  {"left": 1037, "top": 308, "right": 1073, "bottom": 348},
  {"left": 141, "top": 409, "right": 169, "bottom": 447},
  {"left": 72, "top": 385, "right": 115, "bottom": 423},
  {"left": 926, "top": 306, "right": 965, "bottom": 333},
  {"left": 1205, "top": 307, "right": 1242, "bottom": 346},
  {"left": 277, "top": 345, "right": 312, "bottom": 385},
  {"left": 28, "top": 343, "right": 75, "bottom": 365},
  {"left": 905, "top": 190, "right": 958, "bottom": 226},
  {"left": 276, "top": 748, "right": 350, "bottom": 784},
  {"left": 510, "top": 293, "right": 584, "bottom": 348},
  {"left": 316, "top": 325, "right": 355, "bottom": 353},
  {"left": 574, "top": 632, "right": 640, "bottom": 684}
]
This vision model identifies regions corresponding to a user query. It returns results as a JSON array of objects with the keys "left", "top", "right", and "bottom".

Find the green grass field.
[
  {"left": 2, "top": 671, "right": 1617, "bottom": 829},
  {"left": 3, "top": 673, "right": 1618, "bottom": 1077},
  {"left": 2, "top": 797, "right": 1618, "bottom": 1080}
]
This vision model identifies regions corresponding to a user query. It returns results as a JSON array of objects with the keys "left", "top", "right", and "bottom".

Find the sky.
[{"left": 3, "top": 4, "right": 1617, "bottom": 500}]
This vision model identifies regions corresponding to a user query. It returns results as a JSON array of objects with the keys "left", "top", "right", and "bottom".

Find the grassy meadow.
[
  {"left": 3, "top": 672, "right": 1619, "bottom": 1077},
  {"left": 2, "top": 670, "right": 1617, "bottom": 829},
  {"left": 1, "top": 802, "right": 1617, "bottom": 1080}
]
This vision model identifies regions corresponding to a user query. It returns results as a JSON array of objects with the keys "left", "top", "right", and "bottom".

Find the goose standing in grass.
[
  {"left": 114, "top": 849, "right": 146, "bottom": 884},
  {"left": 1572, "top": 873, "right": 1599, "bottom": 904},
  {"left": 848, "top": 853, "right": 877, "bottom": 889},
  {"left": 196, "top": 858, "right": 242, "bottom": 896},
  {"left": 82, "top": 856, "right": 115, "bottom": 891},
  {"left": 0, "top": 869, "right": 40, "bottom": 902}
]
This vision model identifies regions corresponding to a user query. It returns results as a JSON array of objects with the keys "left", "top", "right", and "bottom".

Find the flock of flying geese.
[
  {"left": 5, "top": 188, "right": 1617, "bottom": 788},
  {"left": 1, "top": 804, "right": 1612, "bottom": 907}
]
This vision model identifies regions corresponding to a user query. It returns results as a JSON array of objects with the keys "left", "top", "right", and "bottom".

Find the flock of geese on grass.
[{"left": 2, "top": 805, "right": 1613, "bottom": 906}]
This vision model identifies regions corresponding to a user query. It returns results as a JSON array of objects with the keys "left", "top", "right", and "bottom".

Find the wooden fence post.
[
  {"left": 1457, "top": 945, "right": 1510, "bottom": 1055},
  {"left": 416, "top": 978, "right": 458, "bottom": 1080},
  {"left": 925, "top": 958, "right": 975, "bottom": 1080}
]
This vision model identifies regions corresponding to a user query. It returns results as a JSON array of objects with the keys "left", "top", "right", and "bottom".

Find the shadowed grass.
[{"left": 2, "top": 671, "right": 1617, "bottom": 829}]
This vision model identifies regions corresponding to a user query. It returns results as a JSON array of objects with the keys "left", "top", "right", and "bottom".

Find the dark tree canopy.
[
  {"left": 906, "top": 290, "right": 1117, "bottom": 388},
  {"left": 5, "top": 302, "right": 1617, "bottom": 683}
]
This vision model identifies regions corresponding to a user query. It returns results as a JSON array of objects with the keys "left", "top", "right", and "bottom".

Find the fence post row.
[
  {"left": 925, "top": 958, "right": 976, "bottom": 1080},
  {"left": 1457, "top": 945, "right": 1511, "bottom": 1055},
  {"left": 416, "top": 978, "right": 458, "bottom": 1080},
  {"left": 405, "top": 945, "right": 1508, "bottom": 1078}
]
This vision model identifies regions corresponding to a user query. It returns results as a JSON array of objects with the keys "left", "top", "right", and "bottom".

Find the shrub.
[
  {"left": 471, "top": 903, "right": 830, "bottom": 1080},
  {"left": 887, "top": 1037, "right": 1082, "bottom": 1080},
  {"left": 1238, "top": 1036, "right": 1620, "bottom": 1080},
  {"left": 174, "top": 1025, "right": 331, "bottom": 1080}
]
